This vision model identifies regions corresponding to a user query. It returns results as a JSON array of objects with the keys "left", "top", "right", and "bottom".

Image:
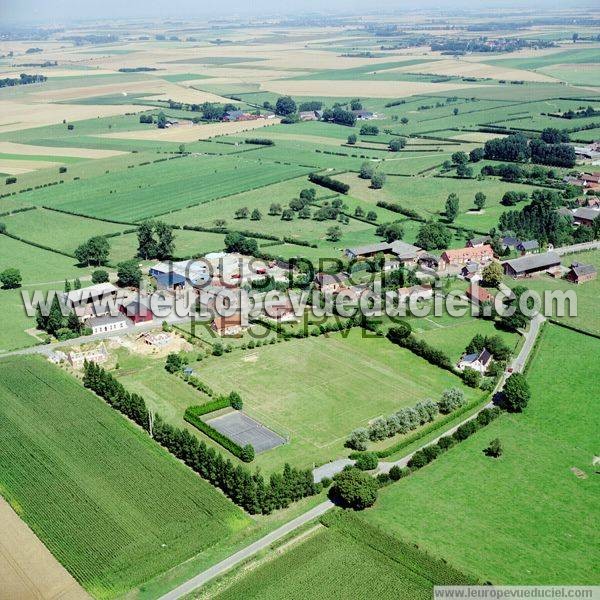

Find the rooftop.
[{"left": 504, "top": 251, "right": 561, "bottom": 273}]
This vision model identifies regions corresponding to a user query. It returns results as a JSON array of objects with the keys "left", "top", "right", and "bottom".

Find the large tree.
[
  {"left": 445, "top": 193, "right": 459, "bottom": 223},
  {"left": 503, "top": 372, "right": 531, "bottom": 412},
  {"left": 416, "top": 221, "right": 451, "bottom": 250},
  {"left": 117, "top": 260, "right": 142, "bottom": 287},
  {"left": 0, "top": 267, "right": 21, "bottom": 289},
  {"left": 331, "top": 467, "right": 378, "bottom": 510},
  {"left": 74, "top": 236, "right": 110, "bottom": 266},
  {"left": 275, "top": 96, "right": 297, "bottom": 116}
]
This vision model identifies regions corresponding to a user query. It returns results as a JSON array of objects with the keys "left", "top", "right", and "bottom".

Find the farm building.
[
  {"left": 87, "top": 314, "right": 128, "bottom": 335},
  {"left": 439, "top": 245, "right": 493, "bottom": 270},
  {"left": 461, "top": 261, "right": 481, "bottom": 282},
  {"left": 501, "top": 236, "right": 520, "bottom": 251},
  {"left": 62, "top": 282, "right": 119, "bottom": 320},
  {"left": 314, "top": 272, "right": 348, "bottom": 294},
  {"left": 457, "top": 348, "right": 492, "bottom": 374},
  {"left": 565, "top": 262, "right": 597, "bottom": 284},
  {"left": 516, "top": 240, "right": 539, "bottom": 255},
  {"left": 353, "top": 110, "right": 375, "bottom": 120},
  {"left": 344, "top": 240, "right": 421, "bottom": 263},
  {"left": 211, "top": 313, "right": 244, "bottom": 336},
  {"left": 573, "top": 207, "right": 600, "bottom": 227},
  {"left": 503, "top": 252, "right": 561, "bottom": 278},
  {"left": 153, "top": 271, "right": 187, "bottom": 292},
  {"left": 149, "top": 260, "right": 211, "bottom": 287},
  {"left": 298, "top": 110, "right": 319, "bottom": 121},
  {"left": 397, "top": 284, "right": 433, "bottom": 303},
  {"left": 120, "top": 299, "right": 154, "bottom": 324}
]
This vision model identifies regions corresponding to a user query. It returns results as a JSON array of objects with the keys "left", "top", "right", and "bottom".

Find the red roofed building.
[
  {"left": 466, "top": 284, "right": 494, "bottom": 306},
  {"left": 439, "top": 245, "right": 494, "bottom": 270},
  {"left": 211, "top": 313, "right": 244, "bottom": 337}
]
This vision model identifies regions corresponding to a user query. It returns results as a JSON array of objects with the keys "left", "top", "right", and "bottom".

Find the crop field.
[
  {"left": 13, "top": 155, "right": 312, "bottom": 221},
  {"left": 0, "top": 356, "right": 251, "bottom": 599},
  {"left": 181, "top": 328, "right": 478, "bottom": 472},
  {"left": 208, "top": 510, "right": 475, "bottom": 600},
  {"left": 362, "top": 324, "right": 600, "bottom": 585}
]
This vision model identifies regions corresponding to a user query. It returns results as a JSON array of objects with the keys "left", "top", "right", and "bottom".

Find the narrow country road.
[
  {"left": 158, "top": 315, "right": 546, "bottom": 599},
  {"left": 158, "top": 501, "right": 334, "bottom": 600}
]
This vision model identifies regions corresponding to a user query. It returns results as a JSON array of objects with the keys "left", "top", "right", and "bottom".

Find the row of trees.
[
  {"left": 83, "top": 361, "right": 320, "bottom": 514},
  {"left": 346, "top": 388, "right": 466, "bottom": 450},
  {"left": 483, "top": 132, "right": 575, "bottom": 168}
]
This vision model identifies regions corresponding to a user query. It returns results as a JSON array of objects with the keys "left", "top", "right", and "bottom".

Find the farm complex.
[{"left": 0, "top": 5, "right": 598, "bottom": 600}]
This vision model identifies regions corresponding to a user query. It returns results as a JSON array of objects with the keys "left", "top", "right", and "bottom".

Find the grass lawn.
[
  {"left": 0, "top": 356, "right": 251, "bottom": 599},
  {"left": 361, "top": 323, "right": 600, "bottom": 585},
  {"left": 178, "top": 328, "right": 479, "bottom": 472}
]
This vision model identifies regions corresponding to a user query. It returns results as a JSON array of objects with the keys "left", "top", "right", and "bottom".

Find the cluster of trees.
[
  {"left": 322, "top": 105, "right": 356, "bottom": 127},
  {"left": 359, "top": 161, "right": 386, "bottom": 189},
  {"left": 498, "top": 189, "right": 573, "bottom": 246},
  {"left": 407, "top": 407, "right": 502, "bottom": 470},
  {"left": 139, "top": 114, "right": 154, "bottom": 124},
  {"left": 83, "top": 361, "right": 320, "bottom": 514},
  {"left": 354, "top": 206, "right": 378, "bottom": 221},
  {"left": 559, "top": 106, "right": 600, "bottom": 120},
  {"left": 0, "top": 73, "right": 47, "bottom": 88},
  {"left": 330, "top": 467, "right": 378, "bottom": 510},
  {"left": 483, "top": 132, "right": 575, "bottom": 168},
  {"left": 0, "top": 267, "right": 21, "bottom": 289},
  {"left": 375, "top": 222, "right": 404, "bottom": 243},
  {"left": 360, "top": 124, "right": 379, "bottom": 136},
  {"left": 465, "top": 334, "right": 512, "bottom": 363},
  {"left": 264, "top": 188, "right": 321, "bottom": 221},
  {"left": 308, "top": 172, "right": 350, "bottom": 194},
  {"left": 481, "top": 162, "right": 558, "bottom": 183},
  {"left": 389, "top": 138, "right": 406, "bottom": 152},
  {"left": 501, "top": 190, "right": 529, "bottom": 206},
  {"left": 416, "top": 221, "right": 452, "bottom": 250},
  {"left": 224, "top": 232, "right": 259, "bottom": 255},
  {"left": 74, "top": 236, "right": 110, "bottom": 266},
  {"left": 137, "top": 220, "right": 175, "bottom": 260},
  {"left": 234, "top": 206, "right": 263, "bottom": 221}
]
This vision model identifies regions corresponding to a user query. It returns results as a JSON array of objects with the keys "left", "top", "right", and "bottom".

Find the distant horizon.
[{"left": 1, "top": 1, "right": 598, "bottom": 27}]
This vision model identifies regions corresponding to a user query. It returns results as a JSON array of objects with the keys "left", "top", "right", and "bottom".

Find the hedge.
[{"left": 308, "top": 172, "right": 349, "bottom": 194}]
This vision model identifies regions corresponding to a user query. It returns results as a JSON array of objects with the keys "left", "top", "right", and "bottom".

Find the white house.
[{"left": 456, "top": 348, "right": 492, "bottom": 374}]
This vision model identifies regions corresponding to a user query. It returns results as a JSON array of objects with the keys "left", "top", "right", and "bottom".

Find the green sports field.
[
  {"left": 361, "top": 324, "right": 600, "bottom": 585},
  {"left": 0, "top": 356, "right": 251, "bottom": 599},
  {"left": 178, "top": 328, "right": 479, "bottom": 472}
]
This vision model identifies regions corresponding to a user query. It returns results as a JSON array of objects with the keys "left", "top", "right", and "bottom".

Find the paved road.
[{"left": 158, "top": 501, "right": 334, "bottom": 600}]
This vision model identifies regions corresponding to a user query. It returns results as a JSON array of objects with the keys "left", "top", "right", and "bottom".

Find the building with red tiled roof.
[{"left": 439, "top": 245, "right": 494, "bottom": 270}]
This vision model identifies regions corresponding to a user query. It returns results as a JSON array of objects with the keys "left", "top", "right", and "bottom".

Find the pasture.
[
  {"left": 0, "top": 356, "right": 251, "bottom": 599},
  {"left": 362, "top": 324, "right": 600, "bottom": 585}
]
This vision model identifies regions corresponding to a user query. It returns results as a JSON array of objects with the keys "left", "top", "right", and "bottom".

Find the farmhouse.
[
  {"left": 574, "top": 144, "right": 600, "bottom": 161},
  {"left": 580, "top": 172, "right": 600, "bottom": 188},
  {"left": 314, "top": 272, "right": 348, "bottom": 294},
  {"left": 439, "top": 245, "right": 493, "bottom": 270},
  {"left": 222, "top": 110, "right": 256, "bottom": 122},
  {"left": 62, "top": 282, "right": 119, "bottom": 320},
  {"left": 501, "top": 236, "right": 520, "bottom": 251},
  {"left": 211, "top": 313, "right": 244, "bottom": 336},
  {"left": 264, "top": 300, "right": 297, "bottom": 322},
  {"left": 573, "top": 207, "right": 600, "bottom": 227},
  {"left": 87, "top": 314, "right": 128, "bottom": 335},
  {"left": 516, "top": 240, "right": 539, "bottom": 255},
  {"left": 563, "top": 175, "right": 588, "bottom": 188},
  {"left": 503, "top": 252, "right": 561, "bottom": 278},
  {"left": 566, "top": 262, "right": 597, "bottom": 284},
  {"left": 299, "top": 110, "right": 319, "bottom": 121},
  {"left": 461, "top": 261, "right": 481, "bottom": 282},
  {"left": 68, "top": 344, "right": 109, "bottom": 369},
  {"left": 466, "top": 235, "right": 491, "bottom": 248},
  {"left": 353, "top": 110, "right": 375, "bottom": 120},
  {"left": 457, "top": 348, "right": 492, "bottom": 374}
]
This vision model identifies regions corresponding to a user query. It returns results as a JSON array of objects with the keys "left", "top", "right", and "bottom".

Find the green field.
[
  {"left": 13, "top": 155, "right": 311, "bottom": 221},
  {"left": 361, "top": 324, "right": 600, "bottom": 584},
  {"left": 0, "top": 356, "right": 251, "bottom": 598},
  {"left": 208, "top": 510, "right": 475, "bottom": 600},
  {"left": 171, "top": 328, "right": 479, "bottom": 472}
]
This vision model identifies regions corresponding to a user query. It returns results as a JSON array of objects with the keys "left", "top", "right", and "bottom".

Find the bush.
[
  {"left": 484, "top": 437, "right": 503, "bottom": 458},
  {"left": 388, "top": 465, "right": 410, "bottom": 481},
  {"left": 437, "top": 435, "right": 456, "bottom": 451},
  {"left": 355, "top": 452, "right": 378, "bottom": 471},
  {"left": 229, "top": 391, "right": 243, "bottom": 410},
  {"left": 346, "top": 427, "right": 369, "bottom": 451},
  {"left": 371, "top": 172, "right": 386, "bottom": 189},
  {"left": 165, "top": 352, "right": 188, "bottom": 373},
  {"left": 240, "top": 444, "right": 255, "bottom": 462},
  {"left": 331, "top": 467, "right": 378, "bottom": 510},
  {"left": 91, "top": 269, "right": 109, "bottom": 284},
  {"left": 460, "top": 367, "right": 482, "bottom": 388}
]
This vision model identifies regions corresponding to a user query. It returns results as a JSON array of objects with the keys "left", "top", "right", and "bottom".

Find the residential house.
[
  {"left": 314, "top": 272, "right": 348, "bottom": 294},
  {"left": 516, "top": 240, "right": 539, "bottom": 255},
  {"left": 563, "top": 175, "right": 588, "bottom": 188},
  {"left": 501, "top": 236, "right": 520, "bottom": 251},
  {"left": 457, "top": 348, "right": 492, "bottom": 374},
  {"left": 439, "top": 245, "right": 494, "bottom": 270},
  {"left": 417, "top": 253, "right": 439, "bottom": 270},
  {"left": 68, "top": 344, "right": 109, "bottom": 369},
  {"left": 87, "top": 314, "right": 128, "bottom": 335},
  {"left": 466, "top": 235, "right": 491, "bottom": 248},
  {"left": 566, "top": 262, "right": 598, "bottom": 284},
  {"left": 466, "top": 284, "right": 494, "bottom": 306},
  {"left": 503, "top": 252, "right": 561, "bottom": 278},
  {"left": 573, "top": 207, "right": 600, "bottom": 227},
  {"left": 120, "top": 299, "right": 154, "bottom": 324},
  {"left": 392, "top": 240, "right": 422, "bottom": 265},
  {"left": 353, "top": 110, "right": 375, "bottom": 120},
  {"left": 581, "top": 172, "right": 600, "bottom": 188},
  {"left": 222, "top": 110, "right": 253, "bottom": 122},
  {"left": 211, "top": 313, "right": 244, "bottom": 337},
  {"left": 264, "top": 300, "right": 297, "bottom": 322}
]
